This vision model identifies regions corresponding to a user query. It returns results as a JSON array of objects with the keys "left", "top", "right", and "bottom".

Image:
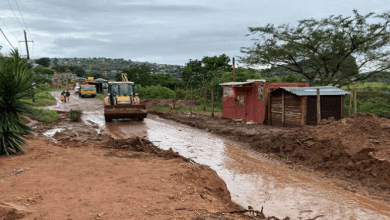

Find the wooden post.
[
  {"left": 232, "top": 58, "right": 236, "bottom": 81},
  {"left": 173, "top": 86, "right": 177, "bottom": 109},
  {"left": 211, "top": 87, "right": 214, "bottom": 117},
  {"left": 317, "top": 88, "right": 321, "bottom": 125},
  {"left": 282, "top": 90, "right": 285, "bottom": 126},
  {"left": 354, "top": 91, "right": 357, "bottom": 114},
  {"left": 340, "top": 96, "right": 344, "bottom": 119},
  {"left": 300, "top": 96, "right": 307, "bottom": 126},
  {"left": 348, "top": 91, "right": 353, "bottom": 116},
  {"left": 190, "top": 88, "right": 193, "bottom": 116},
  {"left": 262, "top": 84, "right": 267, "bottom": 124},
  {"left": 204, "top": 83, "right": 207, "bottom": 111}
]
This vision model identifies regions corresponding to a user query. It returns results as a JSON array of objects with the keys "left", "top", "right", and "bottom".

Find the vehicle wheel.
[{"left": 105, "top": 116, "right": 112, "bottom": 122}]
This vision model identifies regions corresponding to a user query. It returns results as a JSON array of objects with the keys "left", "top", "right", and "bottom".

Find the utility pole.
[
  {"left": 20, "top": 30, "right": 35, "bottom": 101},
  {"left": 19, "top": 30, "right": 33, "bottom": 60},
  {"left": 232, "top": 57, "right": 236, "bottom": 81}
]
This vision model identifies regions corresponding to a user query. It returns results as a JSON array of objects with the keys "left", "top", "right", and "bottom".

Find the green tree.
[
  {"left": 53, "top": 65, "right": 68, "bottom": 73},
  {"left": 69, "top": 65, "right": 86, "bottom": 77},
  {"left": 150, "top": 73, "right": 181, "bottom": 90},
  {"left": 0, "top": 50, "right": 35, "bottom": 155},
  {"left": 33, "top": 65, "right": 55, "bottom": 75},
  {"left": 122, "top": 64, "right": 151, "bottom": 86},
  {"left": 219, "top": 68, "right": 262, "bottom": 83},
  {"left": 35, "top": 57, "right": 51, "bottom": 67},
  {"left": 240, "top": 10, "right": 390, "bottom": 87},
  {"left": 182, "top": 54, "right": 232, "bottom": 89}
]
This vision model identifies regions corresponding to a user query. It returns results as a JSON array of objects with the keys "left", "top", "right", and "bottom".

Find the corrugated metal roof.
[
  {"left": 219, "top": 82, "right": 253, "bottom": 86},
  {"left": 279, "top": 86, "right": 349, "bottom": 96}
]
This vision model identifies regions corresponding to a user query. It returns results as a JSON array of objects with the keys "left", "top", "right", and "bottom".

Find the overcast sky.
[{"left": 0, "top": 0, "right": 389, "bottom": 65}]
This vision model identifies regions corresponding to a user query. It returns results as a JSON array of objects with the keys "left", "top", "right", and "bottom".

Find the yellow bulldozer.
[{"left": 103, "top": 73, "right": 148, "bottom": 122}]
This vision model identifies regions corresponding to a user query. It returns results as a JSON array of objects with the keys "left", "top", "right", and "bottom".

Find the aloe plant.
[{"left": 0, "top": 50, "right": 36, "bottom": 155}]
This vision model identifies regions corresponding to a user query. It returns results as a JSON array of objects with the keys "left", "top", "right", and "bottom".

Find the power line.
[
  {"left": 0, "top": 28, "right": 15, "bottom": 50},
  {"left": 14, "top": 0, "right": 33, "bottom": 42},
  {"left": 6, "top": 0, "right": 24, "bottom": 30},
  {"left": 0, "top": 17, "right": 19, "bottom": 41}
]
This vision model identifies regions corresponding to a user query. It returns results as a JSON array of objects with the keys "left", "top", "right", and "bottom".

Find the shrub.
[
  {"left": 0, "top": 50, "right": 35, "bottom": 155},
  {"left": 175, "top": 88, "right": 186, "bottom": 100},
  {"left": 137, "top": 85, "right": 174, "bottom": 99},
  {"left": 69, "top": 109, "right": 82, "bottom": 122}
]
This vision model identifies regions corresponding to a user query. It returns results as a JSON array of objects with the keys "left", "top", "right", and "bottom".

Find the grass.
[
  {"left": 96, "top": 94, "right": 105, "bottom": 100},
  {"left": 22, "top": 85, "right": 64, "bottom": 107},
  {"left": 343, "top": 82, "right": 390, "bottom": 118},
  {"left": 151, "top": 103, "right": 222, "bottom": 117},
  {"left": 28, "top": 109, "right": 60, "bottom": 124}
]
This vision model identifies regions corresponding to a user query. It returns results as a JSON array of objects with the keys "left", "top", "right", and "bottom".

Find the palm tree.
[{"left": 0, "top": 50, "right": 35, "bottom": 155}]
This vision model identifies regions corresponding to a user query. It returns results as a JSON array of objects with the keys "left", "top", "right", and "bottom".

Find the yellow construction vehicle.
[
  {"left": 85, "top": 77, "right": 94, "bottom": 84},
  {"left": 103, "top": 73, "right": 147, "bottom": 122},
  {"left": 79, "top": 84, "right": 97, "bottom": 98}
]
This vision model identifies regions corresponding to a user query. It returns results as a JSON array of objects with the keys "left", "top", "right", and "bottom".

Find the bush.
[
  {"left": 96, "top": 94, "right": 105, "bottom": 100},
  {"left": 0, "top": 50, "right": 35, "bottom": 155},
  {"left": 137, "top": 85, "right": 174, "bottom": 99},
  {"left": 69, "top": 109, "right": 82, "bottom": 121},
  {"left": 175, "top": 88, "right": 186, "bottom": 100}
]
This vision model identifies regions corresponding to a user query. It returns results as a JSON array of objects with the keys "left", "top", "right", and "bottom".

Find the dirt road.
[{"left": 42, "top": 91, "right": 390, "bottom": 220}]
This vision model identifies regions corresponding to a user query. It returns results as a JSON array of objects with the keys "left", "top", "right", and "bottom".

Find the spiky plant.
[{"left": 0, "top": 50, "right": 36, "bottom": 155}]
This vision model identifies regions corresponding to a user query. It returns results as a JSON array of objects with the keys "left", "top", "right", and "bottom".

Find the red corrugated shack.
[{"left": 219, "top": 80, "right": 309, "bottom": 123}]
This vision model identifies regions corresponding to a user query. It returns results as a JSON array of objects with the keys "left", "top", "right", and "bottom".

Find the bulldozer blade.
[{"left": 104, "top": 104, "right": 148, "bottom": 121}]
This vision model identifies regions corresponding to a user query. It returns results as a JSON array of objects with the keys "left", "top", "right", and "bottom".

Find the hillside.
[{"left": 43, "top": 57, "right": 183, "bottom": 78}]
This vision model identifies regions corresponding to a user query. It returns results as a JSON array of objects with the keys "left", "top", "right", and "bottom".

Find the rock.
[{"left": 0, "top": 201, "right": 31, "bottom": 219}]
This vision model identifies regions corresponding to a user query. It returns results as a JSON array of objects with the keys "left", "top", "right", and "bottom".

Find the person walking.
[
  {"left": 66, "top": 89, "right": 70, "bottom": 103},
  {"left": 61, "top": 90, "right": 67, "bottom": 103}
]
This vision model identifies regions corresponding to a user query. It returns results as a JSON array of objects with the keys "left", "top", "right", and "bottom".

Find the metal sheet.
[{"left": 280, "top": 86, "right": 349, "bottom": 96}]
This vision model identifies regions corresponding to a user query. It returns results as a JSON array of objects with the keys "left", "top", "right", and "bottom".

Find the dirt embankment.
[
  {"left": 149, "top": 109, "right": 390, "bottom": 202},
  {"left": 1, "top": 116, "right": 292, "bottom": 220}
]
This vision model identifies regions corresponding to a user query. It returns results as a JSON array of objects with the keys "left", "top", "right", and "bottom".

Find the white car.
[{"left": 74, "top": 86, "right": 80, "bottom": 94}]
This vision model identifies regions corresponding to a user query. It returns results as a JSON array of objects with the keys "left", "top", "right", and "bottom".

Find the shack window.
[
  {"left": 224, "top": 87, "right": 233, "bottom": 98},
  {"left": 258, "top": 85, "right": 263, "bottom": 99}
]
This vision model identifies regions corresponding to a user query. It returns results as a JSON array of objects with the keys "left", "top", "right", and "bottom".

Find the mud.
[
  {"left": 28, "top": 94, "right": 390, "bottom": 219},
  {"left": 12, "top": 118, "right": 291, "bottom": 220},
  {"left": 150, "top": 110, "right": 390, "bottom": 203}
]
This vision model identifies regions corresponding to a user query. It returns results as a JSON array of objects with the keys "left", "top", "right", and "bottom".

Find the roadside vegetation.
[
  {"left": 96, "top": 94, "right": 105, "bottom": 100},
  {"left": 343, "top": 82, "right": 390, "bottom": 118},
  {"left": 30, "top": 109, "right": 60, "bottom": 124},
  {"left": 0, "top": 50, "right": 36, "bottom": 154}
]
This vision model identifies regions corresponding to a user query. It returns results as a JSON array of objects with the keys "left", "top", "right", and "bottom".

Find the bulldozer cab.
[
  {"left": 108, "top": 82, "right": 134, "bottom": 105},
  {"left": 104, "top": 81, "right": 147, "bottom": 121}
]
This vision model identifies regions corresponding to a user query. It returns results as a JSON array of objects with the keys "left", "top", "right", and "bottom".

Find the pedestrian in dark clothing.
[
  {"left": 66, "top": 90, "right": 70, "bottom": 103},
  {"left": 61, "top": 90, "right": 67, "bottom": 103}
]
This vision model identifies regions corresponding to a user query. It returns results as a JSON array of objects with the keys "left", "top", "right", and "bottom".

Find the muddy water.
[
  {"left": 43, "top": 92, "right": 390, "bottom": 219},
  {"left": 105, "top": 116, "right": 390, "bottom": 220}
]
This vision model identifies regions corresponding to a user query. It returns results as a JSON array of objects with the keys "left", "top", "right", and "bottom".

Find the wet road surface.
[{"left": 43, "top": 91, "right": 390, "bottom": 220}]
